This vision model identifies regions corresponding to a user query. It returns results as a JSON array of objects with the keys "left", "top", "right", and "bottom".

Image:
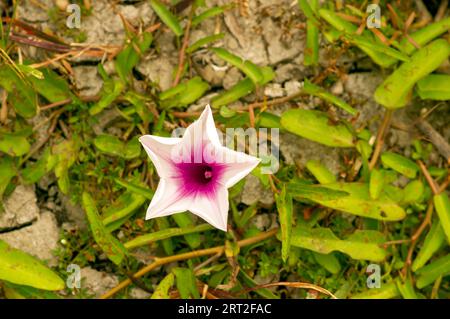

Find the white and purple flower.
[{"left": 139, "top": 105, "right": 260, "bottom": 231}]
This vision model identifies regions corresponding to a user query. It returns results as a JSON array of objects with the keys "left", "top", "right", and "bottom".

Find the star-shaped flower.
[{"left": 139, "top": 105, "right": 260, "bottom": 231}]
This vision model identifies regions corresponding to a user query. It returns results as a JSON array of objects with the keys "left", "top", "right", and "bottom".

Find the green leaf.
[
  {"left": 301, "top": 182, "right": 406, "bottom": 221},
  {"left": 160, "top": 76, "right": 209, "bottom": 108},
  {"left": 211, "top": 66, "right": 274, "bottom": 108},
  {"left": 150, "top": 0, "right": 183, "bottom": 36},
  {"left": 301, "top": 0, "right": 320, "bottom": 66},
  {"left": 186, "top": 33, "right": 224, "bottom": 53},
  {"left": 192, "top": 6, "right": 226, "bottom": 27},
  {"left": 374, "top": 39, "right": 450, "bottom": 109},
  {"left": 280, "top": 109, "right": 354, "bottom": 147},
  {"left": 0, "top": 156, "right": 15, "bottom": 197},
  {"left": 369, "top": 168, "right": 384, "bottom": 200},
  {"left": 416, "top": 74, "right": 450, "bottom": 101},
  {"left": 381, "top": 152, "right": 419, "bottom": 179},
  {"left": 0, "top": 239, "right": 65, "bottom": 291},
  {"left": 412, "top": 221, "right": 445, "bottom": 272},
  {"left": 318, "top": 9, "right": 398, "bottom": 68},
  {"left": 113, "top": 178, "right": 154, "bottom": 200},
  {"left": 22, "top": 147, "right": 51, "bottom": 184},
  {"left": 401, "top": 180, "right": 424, "bottom": 204},
  {"left": 156, "top": 217, "right": 174, "bottom": 255},
  {"left": 287, "top": 181, "right": 349, "bottom": 201},
  {"left": 211, "top": 48, "right": 264, "bottom": 84},
  {"left": 0, "top": 65, "right": 37, "bottom": 118},
  {"left": 94, "top": 135, "right": 141, "bottom": 159},
  {"left": 82, "top": 192, "right": 128, "bottom": 265},
  {"left": 124, "top": 223, "right": 213, "bottom": 250},
  {"left": 173, "top": 267, "right": 200, "bottom": 299},
  {"left": 433, "top": 193, "right": 450, "bottom": 244},
  {"left": 151, "top": 273, "right": 174, "bottom": 299},
  {"left": 396, "top": 276, "right": 418, "bottom": 299},
  {"left": 399, "top": 17, "right": 450, "bottom": 55},
  {"left": 290, "top": 225, "right": 387, "bottom": 262},
  {"left": 2, "top": 281, "right": 61, "bottom": 299},
  {"left": 115, "top": 32, "right": 153, "bottom": 83},
  {"left": 238, "top": 269, "right": 279, "bottom": 299},
  {"left": 0, "top": 131, "right": 30, "bottom": 157},
  {"left": 351, "top": 282, "right": 399, "bottom": 299},
  {"left": 171, "top": 213, "right": 202, "bottom": 249},
  {"left": 51, "top": 138, "right": 78, "bottom": 194},
  {"left": 275, "top": 185, "right": 293, "bottom": 262},
  {"left": 306, "top": 160, "right": 336, "bottom": 184},
  {"left": 303, "top": 79, "right": 357, "bottom": 115},
  {"left": 29, "top": 68, "right": 74, "bottom": 103},
  {"left": 312, "top": 252, "right": 341, "bottom": 274},
  {"left": 89, "top": 64, "right": 124, "bottom": 115},
  {"left": 256, "top": 112, "right": 281, "bottom": 129},
  {"left": 102, "top": 191, "right": 147, "bottom": 227},
  {"left": 415, "top": 254, "right": 450, "bottom": 289}
]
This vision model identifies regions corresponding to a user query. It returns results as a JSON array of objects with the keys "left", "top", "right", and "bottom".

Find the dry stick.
[
  {"left": 0, "top": 90, "right": 7, "bottom": 124},
  {"left": 416, "top": 120, "right": 450, "bottom": 165},
  {"left": 100, "top": 228, "right": 278, "bottom": 299},
  {"left": 369, "top": 109, "right": 393, "bottom": 170},
  {"left": 40, "top": 98, "right": 72, "bottom": 111},
  {"left": 418, "top": 160, "right": 439, "bottom": 195},
  {"left": 435, "top": 0, "right": 448, "bottom": 22},
  {"left": 240, "top": 281, "right": 338, "bottom": 299},
  {"left": 172, "top": 6, "right": 195, "bottom": 87},
  {"left": 402, "top": 162, "right": 442, "bottom": 275}
]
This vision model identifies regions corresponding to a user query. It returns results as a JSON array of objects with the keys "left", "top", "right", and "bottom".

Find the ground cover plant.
[{"left": 0, "top": 0, "right": 449, "bottom": 299}]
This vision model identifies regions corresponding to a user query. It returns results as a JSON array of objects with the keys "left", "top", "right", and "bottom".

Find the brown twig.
[
  {"left": 416, "top": 120, "right": 450, "bottom": 164},
  {"left": 99, "top": 228, "right": 278, "bottom": 299},
  {"left": 0, "top": 90, "right": 7, "bottom": 124},
  {"left": 418, "top": 160, "right": 439, "bottom": 195},
  {"left": 172, "top": 6, "right": 195, "bottom": 87},
  {"left": 369, "top": 109, "right": 393, "bottom": 170},
  {"left": 40, "top": 98, "right": 72, "bottom": 111},
  {"left": 238, "top": 281, "right": 338, "bottom": 299}
]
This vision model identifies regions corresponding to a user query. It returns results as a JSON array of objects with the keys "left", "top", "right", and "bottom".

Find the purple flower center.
[{"left": 174, "top": 161, "right": 226, "bottom": 196}]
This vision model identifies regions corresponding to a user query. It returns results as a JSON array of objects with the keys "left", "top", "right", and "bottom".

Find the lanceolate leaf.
[
  {"left": 290, "top": 225, "right": 387, "bottom": 262},
  {"left": 0, "top": 130, "right": 31, "bottom": 157},
  {"left": 287, "top": 181, "right": 349, "bottom": 201},
  {"left": 124, "top": 224, "right": 213, "bottom": 250},
  {"left": 374, "top": 39, "right": 450, "bottom": 109},
  {"left": 211, "top": 48, "right": 264, "bottom": 84},
  {"left": 281, "top": 109, "right": 355, "bottom": 148},
  {"left": 173, "top": 267, "right": 200, "bottom": 299},
  {"left": 415, "top": 254, "right": 450, "bottom": 289},
  {"left": 82, "top": 192, "right": 128, "bottom": 265},
  {"left": 381, "top": 152, "right": 419, "bottom": 179},
  {"left": 150, "top": 0, "right": 183, "bottom": 36},
  {"left": 416, "top": 74, "right": 450, "bottom": 101},
  {"left": 351, "top": 282, "right": 399, "bottom": 299},
  {"left": 275, "top": 185, "right": 293, "bottom": 262},
  {"left": 94, "top": 135, "right": 141, "bottom": 159},
  {"left": 0, "top": 65, "right": 37, "bottom": 118},
  {"left": 302, "top": 182, "right": 406, "bottom": 221},
  {"left": 303, "top": 79, "right": 357, "bottom": 115},
  {"left": 0, "top": 239, "right": 65, "bottom": 291},
  {"left": 433, "top": 193, "right": 450, "bottom": 244},
  {"left": 151, "top": 273, "right": 175, "bottom": 299},
  {"left": 0, "top": 156, "right": 15, "bottom": 197},
  {"left": 412, "top": 221, "right": 446, "bottom": 272},
  {"left": 102, "top": 191, "right": 147, "bottom": 226}
]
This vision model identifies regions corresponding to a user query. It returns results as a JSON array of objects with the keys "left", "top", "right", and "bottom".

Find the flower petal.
[
  {"left": 145, "top": 177, "right": 189, "bottom": 219},
  {"left": 139, "top": 135, "right": 180, "bottom": 178},
  {"left": 189, "top": 187, "right": 229, "bottom": 232},
  {"left": 215, "top": 146, "right": 261, "bottom": 188}
]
